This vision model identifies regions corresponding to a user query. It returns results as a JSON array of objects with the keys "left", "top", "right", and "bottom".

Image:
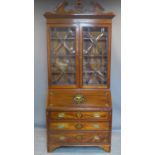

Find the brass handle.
[
  {"left": 59, "top": 136, "right": 66, "bottom": 141},
  {"left": 93, "top": 124, "right": 100, "bottom": 129},
  {"left": 73, "top": 94, "right": 85, "bottom": 104},
  {"left": 76, "top": 112, "right": 82, "bottom": 118},
  {"left": 105, "top": 103, "right": 109, "bottom": 107},
  {"left": 94, "top": 113, "right": 101, "bottom": 118},
  {"left": 58, "top": 124, "right": 65, "bottom": 129},
  {"left": 75, "top": 123, "right": 83, "bottom": 129},
  {"left": 58, "top": 112, "right": 65, "bottom": 118},
  {"left": 94, "top": 135, "right": 100, "bottom": 142}
]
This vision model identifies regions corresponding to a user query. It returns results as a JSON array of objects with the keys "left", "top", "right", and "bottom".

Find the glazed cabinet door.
[
  {"left": 80, "top": 24, "right": 112, "bottom": 88},
  {"left": 47, "top": 24, "right": 79, "bottom": 88}
]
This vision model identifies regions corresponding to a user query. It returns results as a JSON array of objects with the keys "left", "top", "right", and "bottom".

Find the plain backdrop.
[{"left": 34, "top": 0, "right": 121, "bottom": 130}]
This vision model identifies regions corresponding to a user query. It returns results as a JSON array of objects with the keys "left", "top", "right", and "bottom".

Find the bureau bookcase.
[{"left": 44, "top": 0, "right": 115, "bottom": 152}]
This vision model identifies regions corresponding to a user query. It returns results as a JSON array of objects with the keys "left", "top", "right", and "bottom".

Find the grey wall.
[{"left": 34, "top": 0, "right": 121, "bottom": 130}]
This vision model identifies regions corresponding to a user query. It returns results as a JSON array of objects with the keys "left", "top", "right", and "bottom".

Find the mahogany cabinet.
[{"left": 44, "top": 0, "right": 115, "bottom": 152}]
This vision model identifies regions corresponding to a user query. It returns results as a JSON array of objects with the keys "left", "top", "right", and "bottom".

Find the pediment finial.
[
  {"left": 75, "top": 0, "right": 83, "bottom": 11},
  {"left": 53, "top": 0, "right": 105, "bottom": 14},
  {"left": 54, "top": 0, "right": 68, "bottom": 13},
  {"left": 92, "top": 0, "right": 105, "bottom": 13}
]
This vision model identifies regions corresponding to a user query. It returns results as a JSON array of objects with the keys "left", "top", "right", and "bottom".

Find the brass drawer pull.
[
  {"left": 75, "top": 123, "right": 83, "bottom": 129},
  {"left": 94, "top": 113, "right": 101, "bottom": 118},
  {"left": 58, "top": 112, "right": 65, "bottom": 118},
  {"left": 58, "top": 124, "right": 65, "bottom": 129},
  {"left": 105, "top": 103, "right": 109, "bottom": 107},
  {"left": 59, "top": 136, "right": 66, "bottom": 141},
  {"left": 73, "top": 94, "right": 85, "bottom": 104},
  {"left": 94, "top": 135, "right": 100, "bottom": 142},
  {"left": 93, "top": 124, "right": 100, "bottom": 129}
]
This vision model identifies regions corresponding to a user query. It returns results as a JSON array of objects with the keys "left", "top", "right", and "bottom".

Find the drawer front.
[
  {"left": 49, "top": 111, "right": 110, "bottom": 121},
  {"left": 49, "top": 90, "right": 111, "bottom": 108},
  {"left": 49, "top": 122, "right": 110, "bottom": 131},
  {"left": 48, "top": 132, "right": 110, "bottom": 144},
  {"left": 49, "top": 95, "right": 110, "bottom": 107}
]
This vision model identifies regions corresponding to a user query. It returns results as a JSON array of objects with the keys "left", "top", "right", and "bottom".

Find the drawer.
[
  {"left": 48, "top": 131, "right": 110, "bottom": 144},
  {"left": 48, "top": 89, "right": 111, "bottom": 108},
  {"left": 48, "top": 111, "right": 110, "bottom": 121},
  {"left": 49, "top": 122, "right": 110, "bottom": 131}
]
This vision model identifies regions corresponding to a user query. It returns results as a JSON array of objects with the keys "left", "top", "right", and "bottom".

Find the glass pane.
[
  {"left": 50, "top": 27, "right": 76, "bottom": 85},
  {"left": 83, "top": 27, "right": 108, "bottom": 86}
]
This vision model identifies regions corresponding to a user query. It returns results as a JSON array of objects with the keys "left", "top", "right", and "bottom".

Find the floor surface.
[{"left": 34, "top": 128, "right": 121, "bottom": 155}]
